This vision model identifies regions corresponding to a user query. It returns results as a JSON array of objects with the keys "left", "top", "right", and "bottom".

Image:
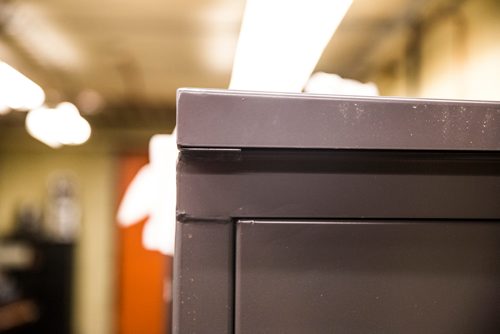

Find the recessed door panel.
[{"left": 235, "top": 220, "right": 500, "bottom": 334}]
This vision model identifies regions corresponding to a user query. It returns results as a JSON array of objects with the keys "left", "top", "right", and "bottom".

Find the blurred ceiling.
[{"left": 0, "top": 0, "right": 459, "bottom": 129}]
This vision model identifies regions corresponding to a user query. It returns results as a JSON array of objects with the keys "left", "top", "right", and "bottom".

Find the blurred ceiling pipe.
[
  {"left": 404, "top": 21, "right": 423, "bottom": 96},
  {"left": 115, "top": 51, "right": 147, "bottom": 111}
]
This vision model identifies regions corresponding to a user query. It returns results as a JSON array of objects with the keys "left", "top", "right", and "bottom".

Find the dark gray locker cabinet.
[{"left": 173, "top": 89, "right": 500, "bottom": 334}]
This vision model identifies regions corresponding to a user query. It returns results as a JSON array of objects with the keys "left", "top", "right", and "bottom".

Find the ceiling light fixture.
[
  {"left": 230, "top": 0, "right": 353, "bottom": 92},
  {"left": 0, "top": 61, "right": 45, "bottom": 111},
  {"left": 304, "top": 72, "right": 380, "bottom": 96},
  {"left": 0, "top": 104, "right": 10, "bottom": 115},
  {"left": 25, "top": 102, "right": 91, "bottom": 148}
]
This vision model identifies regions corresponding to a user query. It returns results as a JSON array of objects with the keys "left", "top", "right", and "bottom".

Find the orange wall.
[{"left": 116, "top": 156, "right": 171, "bottom": 334}]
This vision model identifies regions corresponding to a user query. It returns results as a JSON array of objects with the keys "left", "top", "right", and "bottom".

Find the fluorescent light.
[
  {"left": 230, "top": 0, "right": 353, "bottom": 92},
  {"left": 25, "top": 102, "right": 91, "bottom": 148},
  {"left": 54, "top": 102, "right": 92, "bottom": 145},
  {"left": 198, "top": 2, "right": 244, "bottom": 72},
  {"left": 203, "top": 33, "right": 238, "bottom": 73},
  {"left": 25, "top": 106, "right": 63, "bottom": 148},
  {"left": 0, "top": 104, "right": 10, "bottom": 115},
  {"left": 0, "top": 62, "right": 45, "bottom": 110},
  {"left": 304, "top": 72, "right": 380, "bottom": 96}
]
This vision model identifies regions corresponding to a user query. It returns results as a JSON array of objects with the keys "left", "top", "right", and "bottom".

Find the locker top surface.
[{"left": 176, "top": 88, "right": 500, "bottom": 151}]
